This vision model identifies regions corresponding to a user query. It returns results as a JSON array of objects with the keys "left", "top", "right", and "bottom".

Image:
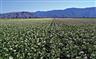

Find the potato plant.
[{"left": 0, "top": 19, "right": 96, "bottom": 59}]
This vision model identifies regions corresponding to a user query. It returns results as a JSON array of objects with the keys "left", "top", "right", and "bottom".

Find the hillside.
[{"left": 0, "top": 7, "right": 96, "bottom": 18}]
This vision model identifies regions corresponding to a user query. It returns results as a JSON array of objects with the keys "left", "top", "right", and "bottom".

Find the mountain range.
[{"left": 0, "top": 7, "right": 96, "bottom": 18}]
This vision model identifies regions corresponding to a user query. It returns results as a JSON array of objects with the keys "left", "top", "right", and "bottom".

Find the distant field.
[
  {"left": 0, "top": 18, "right": 96, "bottom": 59},
  {"left": 0, "top": 18, "right": 96, "bottom": 26}
]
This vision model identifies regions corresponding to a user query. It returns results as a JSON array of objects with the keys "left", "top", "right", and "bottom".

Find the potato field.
[{"left": 0, "top": 18, "right": 96, "bottom": 59}]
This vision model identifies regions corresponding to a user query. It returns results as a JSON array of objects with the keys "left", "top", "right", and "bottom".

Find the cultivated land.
[{"left": 0, "top": 18, "right": 96, "bottom": 59}]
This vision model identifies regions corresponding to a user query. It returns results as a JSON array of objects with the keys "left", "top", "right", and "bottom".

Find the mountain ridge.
[{"left": 0, "top": 7, "right": 96, "bottom": 18}]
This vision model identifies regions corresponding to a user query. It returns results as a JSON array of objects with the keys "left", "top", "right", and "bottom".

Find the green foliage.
[{"left": 0, "top": 19, "right": 96, "bottom": 59}]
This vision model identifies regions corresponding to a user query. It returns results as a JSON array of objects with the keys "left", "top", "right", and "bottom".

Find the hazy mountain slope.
[
  {"left": 0, "top": 7, "right": 96, "bottom": 18},
  {"left": 0, "top": 12, "right": 33, "bottom": 18}
]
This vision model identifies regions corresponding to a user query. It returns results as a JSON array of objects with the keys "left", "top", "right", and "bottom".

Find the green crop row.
[{"left": 0, "top": 19, "right": 96, "bottom": 59}]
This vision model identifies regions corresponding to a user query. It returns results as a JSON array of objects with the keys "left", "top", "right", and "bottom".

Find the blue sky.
[{"left": 0, "top": 0, "right": 96, "bottom": 13}]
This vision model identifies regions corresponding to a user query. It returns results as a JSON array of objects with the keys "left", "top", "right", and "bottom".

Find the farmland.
[{"left": 0, "top": 18, "right": 96, "bottom": 59}]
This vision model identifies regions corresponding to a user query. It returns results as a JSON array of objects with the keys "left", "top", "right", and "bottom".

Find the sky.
[{"left": 0, "top": 0, "right": 96, "bottom": 13}]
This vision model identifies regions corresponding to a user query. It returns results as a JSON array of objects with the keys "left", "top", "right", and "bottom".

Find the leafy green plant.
[{"left": 0, "top": 19, "right": 96, "bottom": 59}]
